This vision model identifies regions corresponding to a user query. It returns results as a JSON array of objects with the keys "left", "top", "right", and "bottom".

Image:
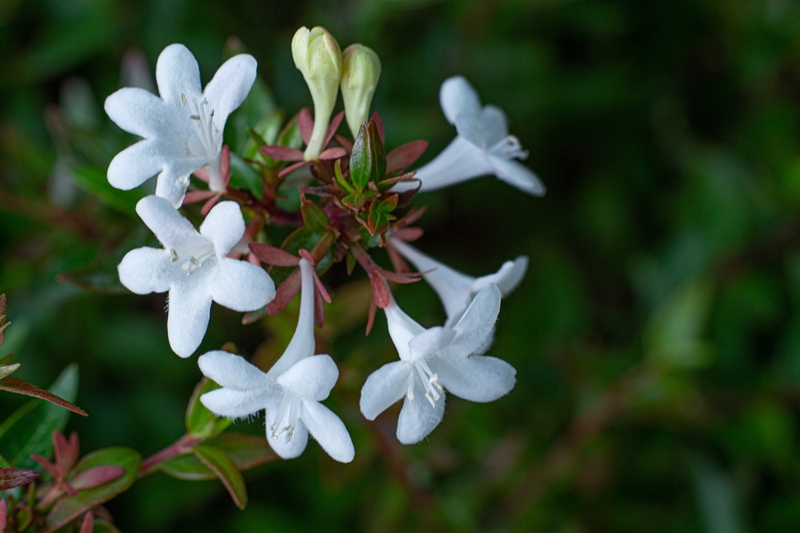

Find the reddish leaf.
[
  {"left": 402, "top": 206, "right": 427, "bottom": 226},
  {"left": 70, "top": 465, "right": 125, "bottom": 490},
  {"left": 79, "top": 512, "right": 93, "bottom": 533},
  {"left": 365, "top": 299, "right": 377, "bottom": 336},
  {"left": 387, "top": 243, "right": 410, "bottom": 274},
  {"left": 0, "top": 377, "right": 87, "bottom": 416},
  {"left": 370, "top": 273, "right": 390, "bottom": 308},
  {"left": 314, "top": 282, "right": 325, "bottom": 328},
  {"left": 394, "top": 227, "right": 424, "bottom": 242},
  {"left": 298, "top": 108, "right": 313, "bottom": 145},
  {"left": 0, "top": 467, "right": 38, "bottom": 490},
  {"left": 0, "top": 498, "right": 6, "bottom": 530},
  {"left": 200, "top": 194, "right": 222, "bottom": 216},
  {"left": 55, "top": 431, "right": 80, "bottom": 475},
  {"left": 381, "top": 269, "right": 423, "bottom": 284},
  {"left": 319, "top": 147, "right": 347, "bottom": 160},
  {"left": 278, "top": 160, "right": 311, "bottom": 178},
  {"left": 370, "top": 111, "right": 385, "bottom": 144},
  {"left": 334, "top": 134, "right": 354, "bottom": 152},
  {"left": 259, "top": 145, "right": 304, "bottom": 161},
  {"left": 193, "top": 166, "right": 210, "bottom": 183},
  {"left": 266, "top": 270, "right": 302, "bottom": 315},
  {"left": 248, "top": 244, "right": 300, "bottom": 267},
  {"left": 386, "top": 140, "right": 428, "bottom": 172},
  {"left": 182, "top": 190, "right": 216, "bottom": 205},
  {"left": 324, "top": 111, "right": 345, "bottom": 148}
]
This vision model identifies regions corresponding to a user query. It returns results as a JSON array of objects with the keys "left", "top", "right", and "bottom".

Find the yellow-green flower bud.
[
  {"left": 292, "top": 26, "right": 343, "bottom": 161},
  {"left": 340, "top": 44, "right": 381, "bottom": 138}
]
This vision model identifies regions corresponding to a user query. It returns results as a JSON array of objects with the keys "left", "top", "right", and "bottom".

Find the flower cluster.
[{"left": 104, "top": 27, "right": 541, "bottom": 463}]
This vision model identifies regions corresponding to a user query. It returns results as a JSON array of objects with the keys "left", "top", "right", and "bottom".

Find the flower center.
[
  {"left": 270, "top": 392, "right": 301, "bottom": 443},
  {"left": 181, "top": 93, "right": 220, "bottom": 161},
  {"left": 407, "top": 359, "right": 444, "bottom": 407},
  {"left": 170, "top": 241, "right": 216, "bottom": 275},
  {"left": 487, "top": 135, "right": 528, "bottom": 161}
]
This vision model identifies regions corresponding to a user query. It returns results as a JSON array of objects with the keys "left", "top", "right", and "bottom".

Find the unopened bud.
[
  {"left": 341, "top": 44, "right": 381, "bottom": 138},
  {"left": 292, "top": 26, "right": 343, "bottom": 160}
]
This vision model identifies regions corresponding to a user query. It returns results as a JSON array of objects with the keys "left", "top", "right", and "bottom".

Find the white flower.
[
  {"left": 394, "top": 76, "right": 545, "bottom": 195},
  {"left": 359, "top": 285, "right": 516, "bottom": 444},
  {"left": 105, "top": 44, "right": 257, "bottom": 207},
  {"left": 390, "top": 238, "right": 528, "bottom": 327},
  {"left": 118, "top": 195, "right": 275, "bottom": 358},
  {"left": 198, "top": 259, "right": 355, "bottom": 462}
]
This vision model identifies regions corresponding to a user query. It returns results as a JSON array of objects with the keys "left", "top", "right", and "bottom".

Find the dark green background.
[{"left": 1, "top": 0, "right": 800, "bottom": 531}]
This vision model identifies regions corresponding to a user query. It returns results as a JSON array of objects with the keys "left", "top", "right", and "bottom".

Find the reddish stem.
[{"left": 139, "top": 435, "right": 199, "bottom": 478}]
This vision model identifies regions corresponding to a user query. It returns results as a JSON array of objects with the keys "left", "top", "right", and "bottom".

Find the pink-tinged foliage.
[
  {"left": 370, "top": 273, "right": 391, "bottom": 309},
  {"left": 267, "top": 269, "right": 302, "bottom": 316},
  {"left": 79, "top": 512, "right": 94, "bottom": 533},
  {"left": 249, "top": 244, "right": 301, "bottom": 267},
  {"left": 70, "top": 466, "right": 125, "bottom": 490},
  {"left": 0, "top": 378, "right": 87, "bottom": 416},
  {"left": 298, "top": 108, "right": 313, "bottom": 144},
  {"left": 259, "top": 145, "right": 305, "bottom": 161},
  {"left": 386, "top": 140, "right": 428, "bottom": 173},
  {"left": 319, "top": 147, "right": 347, "bottom": 160},
  {"left": 370, "top": 111, "right": 385, "bottom": 144},
  {"left": 0, "top": 467, "right": 38, "bottom": 490}
]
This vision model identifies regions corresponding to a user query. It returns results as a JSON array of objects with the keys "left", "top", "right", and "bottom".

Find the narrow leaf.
[
  {"left": 386, "top": 140, "right": 428, "bottom": 172},
  {"left": 0, "top": 467, "right": 38, "bottom": 490},
  {"left": 158, "top": 433, "right": 278, "bottom": 481},
  {"left": 301, "top": 197, "right": 330, "bottom": 234},
  {"left": 0, "top": 377, "right": 86, "bottom": 416},
  {"left": 248, "top": 244, "right": 300, "bottom": 267},
  {"left": 0, "top": 363, "right": 20, "bottom": 380},
  {"left": 193, "top": 445, "right": 248, "bottom": 510}
]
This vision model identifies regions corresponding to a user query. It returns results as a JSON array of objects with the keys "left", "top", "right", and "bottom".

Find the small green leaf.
[
  {"left": 0, "top": 365, "right": 79, "bottom": 469},
  {"left": 158, "top": 433, "right": 277, "bottom": 481},
  {"left": 0, "top": 363, "right": 20, "bottom": 380},
  {"left": 71, "top": 167, "right": 140, "bottom": 215},
  {"left": 193, "top": 445, "right": 248, "bottom": 510},
  {"left": 375, "top": 193, "right": 399, "bottom": 214},
  {"left": 44, "top": 447, "right": 141, "bottom": 532},
  {"left": 301, "top": 198, "right": 330, "bottom": 234},
  {"left": 282, "top": 227, "right": 323, "bottom": 257},
  {"left": 228, "top": 152, "right": 263, "bottom": 200},
  {"left": 367, "top": 210, "right": 390, "bottom": 236},
  {"left": 350, "top": 122, "right": 387, "bottom": 192},
  {"left": 276, "top": 115, "right": 303, "bottom": 150},
  {"left": 185, "top": 379, "right": 231, "bottom": 439},
  {"left": 342, "top": 193, "right": 368, "bottom": 211},
  {"left": 334, "top": 159, "right": 355, "bottom": 194}
]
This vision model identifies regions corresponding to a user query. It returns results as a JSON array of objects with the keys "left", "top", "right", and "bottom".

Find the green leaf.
[
  {"left": 44, "top": 447, "right": 141, "bottom": 532},
  {"left": 301, "top": 198, "right": 330, "bottom": 234},
  {"left": 245, "top": 109, "right": 285, "bottom": 162},
  {"left": 185, "top": 378, "right": 231, "bottom": 439},
  {"left": 193, "top": 445, "right": 247, "bottom": 510},
  {"left": 334, "top": 159, "right": 355, "bottom": 194},
  {"left": 0, "top": 363, "right": 20, "bottom": 380},
  {"left": 0, "top": 365, "right": 79, "bottom": 469},
  {"left": 276, "top": 115, "right": 303, "bottom": 150},
  {"left": 349, "top": 122, "right": 387, "bottom": 192},
  {"left": 228, "top": 152, "right": 263, "bottom": 200},
  {"left": 71, "top": 167, "right": 140, "bottom": 215},
  {"left": 158, "top": 433, "right": 277, "bottom": 481}
]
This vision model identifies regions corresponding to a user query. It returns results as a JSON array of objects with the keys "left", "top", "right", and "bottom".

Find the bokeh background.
[{"left": 2, "top": 0, "right": 800, "bottom": 531}]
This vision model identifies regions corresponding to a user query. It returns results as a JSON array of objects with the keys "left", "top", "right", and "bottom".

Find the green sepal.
[
  {"left": 185, "top": 378, "right": 232, "bottom": 439},
  {"left": 349, "top": 121, "right": 386, "bottom": 193}
]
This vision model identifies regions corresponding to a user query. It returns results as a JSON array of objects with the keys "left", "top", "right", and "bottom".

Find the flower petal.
[
  {"left": 155, "top": 170, "right": 191, "bottom": 208},
  {"left": 359, "top": 360, "right": 411, "bottom": 421},
  {"left": 396, "top": 391, "right": 446, "bottom": 444},
  {"left": 302, "top": 401, "right": 355, "bottom": 463},
  {"left": 136, "top": 195, "right": 198, "bottom": 249},
  {"left": 394, "top": 137, "right": 494, "bottom": 193},
  {"left": 197, "top": 350, "right": 271, "bottom": 391},
  {"left": 155, "top": 44, "right": 202, "bottom": 106},
  {"left": 389, "top": 239, "right": 475, "bottom": 320},
  {"left": 167, "top": 283, "right": 212, "bottom": 358},
  {"left": 104, "top": 87, "right": 174, "bottom": 139},
  {"left": 408, "top": 327, "right": 456, "bottom": 360},
  {"left": 472, "top": 256, "right": 528, "bottom": 296},
  {"left": 446, "top": 285, "right": 501, "bottom": 358},
  {"left": 107, "top": 139, "right": 168, "bottom": 191},
  {"left": 434, "top": 354, "right": 516, "bottom": 402},
  {"left": 200, "top": 388, "right": 271, "bottom": 418},
  {"left": 208, "top": 258, "right": 275, "bottom": 312},
  {"left": 454, "top": 113, "right": 485, "bottom": 147},
  {"left": 480, "top": 105, "right": 509, "bottom": 147},
  {"left": 384, "top": 299, "right": 426, "bottom": 362},
  {"left": 117, "top": 247, "right": 171, "bottom": 294},
  {"left": 203, "top": 54, "right": 257, "bottom": 132},
  {"left": 200, "top": 201, "right": 244, "bottom": 256},
  {"left": 276, "top": 355, "right": 338, "bottom": 401},
  {"left": 489, "top": 156, "right": 546, "bottom": 196},
  {"left": 265, "top": 399, "right": 309, "bottom": 459},
  {"left": 440, "top": 76, "right": 481, "bottom": 125}
]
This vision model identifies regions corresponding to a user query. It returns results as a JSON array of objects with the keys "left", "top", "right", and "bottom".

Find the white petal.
[
  {"left": 390, "top": 240, "right": 476, "bottom": 320},
  {"left": 480, "top": 105, "right": 509, "bottom": 147},
  {"left": 204, "top": 54, "right": 257, "bottom": 132},
  {"left": 200, "top": 201, "right": 245, "bottom": 256},
  {"left": 156, "top": 44, "right": 202, "bottom": 106},
  {"left": 167, "top": 283, "right": 212, "bottom": 358},
  {"left": 208, "top": 258, "right": 275, "bottom": 312},
  {"left": 359, "top": 360, "right": 411, "bottom": 420},
  {"left": 276, "top": 355, "right": 338, "bottom": 401},
  {"left": 155, "top": 170, "right": 190, "bottom": 208},
  {"left": 104, "top": 87, "right": 174, "bottom": 139},
  {"left": 434, "top": 354, "right": 516, "bottom": 402},
  {"left": 197, "top": 350, "right": 270, "bottom": 391},
  {"left": 440, "top": 76, "right": 481, "bottom": 125},
  {"left": 409, "top": 327, "right": 456, "bottom": 360},
  {"left": 118, "top": 247, "right": 171, "bottom": 294},
  {"left": 384, "top": 299, "right": 426, "bottom": 362},
  {"left": 396, "top": 391, "right": 446, "bottom": 444},
  {"left": 489, "top": 156, "right": 546, "bottom": 196},
  {"left": 265, "top": 398, "right": 309, "bottom": 459},
  {"left": 472, "top": 256, "right": 528, "bottom": 296},
  {"left": 394, "top": 137, "right": 494, "bottom": 193},
  {"left": 136, "top": 195, "right": 198, "bottom": 249},
  {"left": 107, "top": 139, "right": 168, "bottom": 191},
  {"left": 200, "top": 388, "right": 271, "bottom": 418},
  {"left": 446, "top": 285, "right": 501, "bottom": 358},
  {"left": 454, "top": 113, "right": 485, "bottom": 147},
  {"left": 302, "top": 401, "right": 355, "bottom": 463}
]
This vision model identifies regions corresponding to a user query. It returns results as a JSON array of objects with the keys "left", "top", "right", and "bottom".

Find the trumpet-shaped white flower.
[
  {"left": 105, "top": 44, "right": 257, "bottom": 207},
  {"left": 118, "top": 196, "right": 275, "bottom": 358},
  {"left": 394, "top": 76, "right": 545, "bottom": 195},
  {"left": 198, "top": 259, "right": 354, "bottom": 463},
  {"left": 360, "top": 285, "right": 516, "bottom": 444},
  {"left": 390, "top": 239, "right": 528, "bottom": 327}
]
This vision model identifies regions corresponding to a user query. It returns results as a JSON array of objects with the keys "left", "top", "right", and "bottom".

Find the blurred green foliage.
[{"left": 2, "top": 0, "right": 800, "bottom": 531}]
